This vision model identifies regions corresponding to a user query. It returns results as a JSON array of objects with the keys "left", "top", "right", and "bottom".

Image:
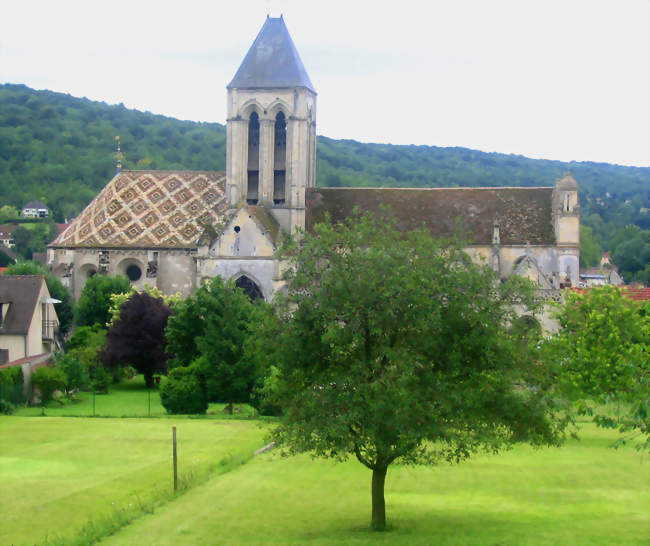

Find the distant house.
[
  {"left": 0, "top": 245, "right": 18, "bottom": 265},
  {"left": 0, "top": 224, "right": 17, "bottom": 247},
  {"left": 21, "top": 201, "right": 49, "bottom": 218},
  {"left": 0, "top": 275, "right": 59, "bottom": 365},
  {"left": 579, "top": 268, "right": 623, "bottom": 287},
  {"left": 571, "top": 286, "right": 650, "bottom": 302}
]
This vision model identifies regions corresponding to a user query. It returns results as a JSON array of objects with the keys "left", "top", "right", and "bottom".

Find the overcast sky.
[{"left": 1, "top": 0, "right": 649, "bottom": 167}]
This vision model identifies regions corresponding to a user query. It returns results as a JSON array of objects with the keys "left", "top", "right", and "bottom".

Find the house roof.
[
  {"left": 0, "top": 225, "right": 18, "bottom": 237},
  {"left": 0, "top": 245, "right": 18, "bottom": 262},
  {"left": 228, "top": 16, "right": 315, "bottom": 93},
  {"left": 305, "top": 186, "right": 556, "bottom": 245},
  {"left": 571, "top": 287, "right": 650, "bottom": 301},
  {"left": 51, "top": 170, "right": 227, "bottom": 249},
  {"left": 0, "top": 352, "right": 51, "bottom": 370},
  {"left": 23, "top": 201, "right": 48, "bottom": 209},
  {"left": 0, "top": 275, "right": 45, "bottom": 335},
  {"left": 56, "top": 223, "right": 70, "bottom": 235}
]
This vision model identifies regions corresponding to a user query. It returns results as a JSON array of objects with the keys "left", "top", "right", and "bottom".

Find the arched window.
[
  {"left": 235, "top": 275, "right": 263, "bottom": 301},
  {"left": 247, "top": 112, "right": 260, "bottom": 205},
  {"left": 126, "top": 264, "right": 142, "bottom": 281},
  {"left": 273, "top": 111, "right": 286, "bottom": 204}
]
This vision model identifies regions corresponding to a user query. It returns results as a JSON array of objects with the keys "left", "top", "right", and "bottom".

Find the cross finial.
[{"left": 115, "top": 135, "right": 123, "bottom": 173}]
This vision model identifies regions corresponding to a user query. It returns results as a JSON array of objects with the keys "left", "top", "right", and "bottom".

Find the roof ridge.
[{"left": 315, "top": 186, "right": 555, "bottom": 191}]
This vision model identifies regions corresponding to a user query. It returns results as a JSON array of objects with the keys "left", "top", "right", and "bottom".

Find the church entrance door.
[{"left": 235, "top": 275, "right": 263, "bottom": 301}]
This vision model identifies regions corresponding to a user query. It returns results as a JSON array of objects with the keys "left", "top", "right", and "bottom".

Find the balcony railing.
[{"left": 42, "top": 320, "right": 58, "bottom": 341}]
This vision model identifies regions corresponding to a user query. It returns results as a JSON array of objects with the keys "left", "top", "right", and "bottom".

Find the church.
[{"left": 48, "top": 16, "right": 580, "bottom": 302}]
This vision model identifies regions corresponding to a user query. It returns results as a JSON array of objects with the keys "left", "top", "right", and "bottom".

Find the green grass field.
[
  {"left": 0, "top": 417, "right": 268, "bottom": 545},
  {"left": 2, "top": 383, "right": 649, "bottom": 545},
  {"left": 12, "top": 376, "right": 258, "bottom": 418},
  {"left": 102, "top": 424, "right": 649, "bottom": 545}
]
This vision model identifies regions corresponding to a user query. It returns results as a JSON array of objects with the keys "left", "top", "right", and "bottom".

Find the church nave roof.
[{"left": 52, "top": 170, "right": 227, "bottom": 248}]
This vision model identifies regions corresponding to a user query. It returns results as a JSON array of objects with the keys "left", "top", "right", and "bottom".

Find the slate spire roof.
[{"left": 228, "top": 16, "right": 315, "bottom": 93}]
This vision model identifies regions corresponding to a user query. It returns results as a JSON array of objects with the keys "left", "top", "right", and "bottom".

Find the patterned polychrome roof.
[{"left": 52, "top": 170, "right": 227, "bottom": 248}]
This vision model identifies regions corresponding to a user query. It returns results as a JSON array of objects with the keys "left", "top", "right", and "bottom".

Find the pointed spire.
[
  {"left": 229, "top": 17, "right": 315, "bottom": 93},
  {"left": 556, "top": 170, "right": 578, "bottom": 190}
]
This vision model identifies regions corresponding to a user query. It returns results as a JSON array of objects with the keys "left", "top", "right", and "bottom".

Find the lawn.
[
  {"left": 103, "top": 423, "right": 649, "bottom": 546},
  {"left": 12, "top": 375, "right": 258, "bottom": 418},
  {"left": 0, "top": 417, "right": 268, "bottom": 546},
  {"left": 2, "top": 397, "right": 648, "bottom": 546}
]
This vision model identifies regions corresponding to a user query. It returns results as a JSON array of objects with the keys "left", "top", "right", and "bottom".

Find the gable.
[
  {"left": 512, "top": 255, "right": 554, "bottom": 289},
  {"left": 0, "top": 275, "right": 44, "bottom": 335},
  {"left": 212, "top": 207, "right": 278, "bottom": 258}
]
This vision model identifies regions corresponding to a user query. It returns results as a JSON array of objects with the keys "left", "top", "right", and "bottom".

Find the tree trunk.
[
  {"left": 371, "top": 466, "right": 387, "bottom": 530},
  {"left": 144, "top": 372, "right": 154, "bottom": 389}
]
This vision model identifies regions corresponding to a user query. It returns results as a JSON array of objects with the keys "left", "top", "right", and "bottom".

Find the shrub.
[
  {"left": 0, "top": 398, "right": 14, "bottom": 414},
  {"left": 56, "top": 354, "right": 89, "bottom": 392},
  {"left": 160, "top": 367, "right": 207, "bottom": 415},
  {"left": 250, "top": 365, "right": 283, "bottom": 416},
  {"left": 0, "top": 365, "right": 25, "bottom": 405},
  {"left": 32, "top": 365, "right": 67, "bottom": 404},
  {"left": 90, "top": 366, "right": 110, "bottom": 394},
  {"left": 75, "top": 275, "right": 131, "bottom": 327},
  {"left": 0, "top": 365, "right": 23, "bottom": 386}
]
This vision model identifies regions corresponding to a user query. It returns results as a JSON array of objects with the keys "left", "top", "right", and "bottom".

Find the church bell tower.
[{"left": 226, "top": 15, "right": 317, "bottom": 233}]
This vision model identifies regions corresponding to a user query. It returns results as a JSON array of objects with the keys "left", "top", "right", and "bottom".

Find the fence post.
[{"left": 172, "top": 426, "right": 178, "bottom": 492}]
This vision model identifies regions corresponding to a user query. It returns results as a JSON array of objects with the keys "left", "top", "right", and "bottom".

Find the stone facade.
[{"left": 48, "top": 16, "right": 579, "bottom": 306}]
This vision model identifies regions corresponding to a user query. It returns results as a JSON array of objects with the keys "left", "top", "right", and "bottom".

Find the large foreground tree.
[{"left": 265, "top": 211, "right": 571, "bottom": 531}]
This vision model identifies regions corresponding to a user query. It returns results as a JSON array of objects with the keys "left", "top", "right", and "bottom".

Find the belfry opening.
[
  {"left": 273, "top": 111, "right": 286, "bottom": 204},
  {"left": 247, "top": 111, "right": 260, "bottom": 205}
]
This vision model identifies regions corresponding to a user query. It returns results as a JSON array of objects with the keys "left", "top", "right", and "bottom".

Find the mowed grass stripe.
[
  {"left": 102, "top": 423, "right": 649, "bottom": 546},
  {"left": 0, "top": 417, "right": 267, "bottom": 546}
]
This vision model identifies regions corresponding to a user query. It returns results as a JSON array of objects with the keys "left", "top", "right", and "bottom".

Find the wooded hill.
[{"left": 1, "top": 83, "right": 648, "bottom": 278}]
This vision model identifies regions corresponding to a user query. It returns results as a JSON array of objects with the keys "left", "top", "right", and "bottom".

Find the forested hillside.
[{"left": 1, "top": 83, "right": 648, "bottom": 281}]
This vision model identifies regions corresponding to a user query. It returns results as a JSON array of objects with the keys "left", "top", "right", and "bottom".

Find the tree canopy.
[
  {"left": 104, "top": 292, "right": 172, "bottom": 388},
  {"left": 549, "top": 286, "right": 649, "bottom": 451},
  {"left": 75, "top": 274, "right": 131, "bottom": 328},
  {"left": 165, "top": 276, "right": 261, "bottom": 410},
  {"left": 264, "top": 211, "right": 571, "bottom": 530}
]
